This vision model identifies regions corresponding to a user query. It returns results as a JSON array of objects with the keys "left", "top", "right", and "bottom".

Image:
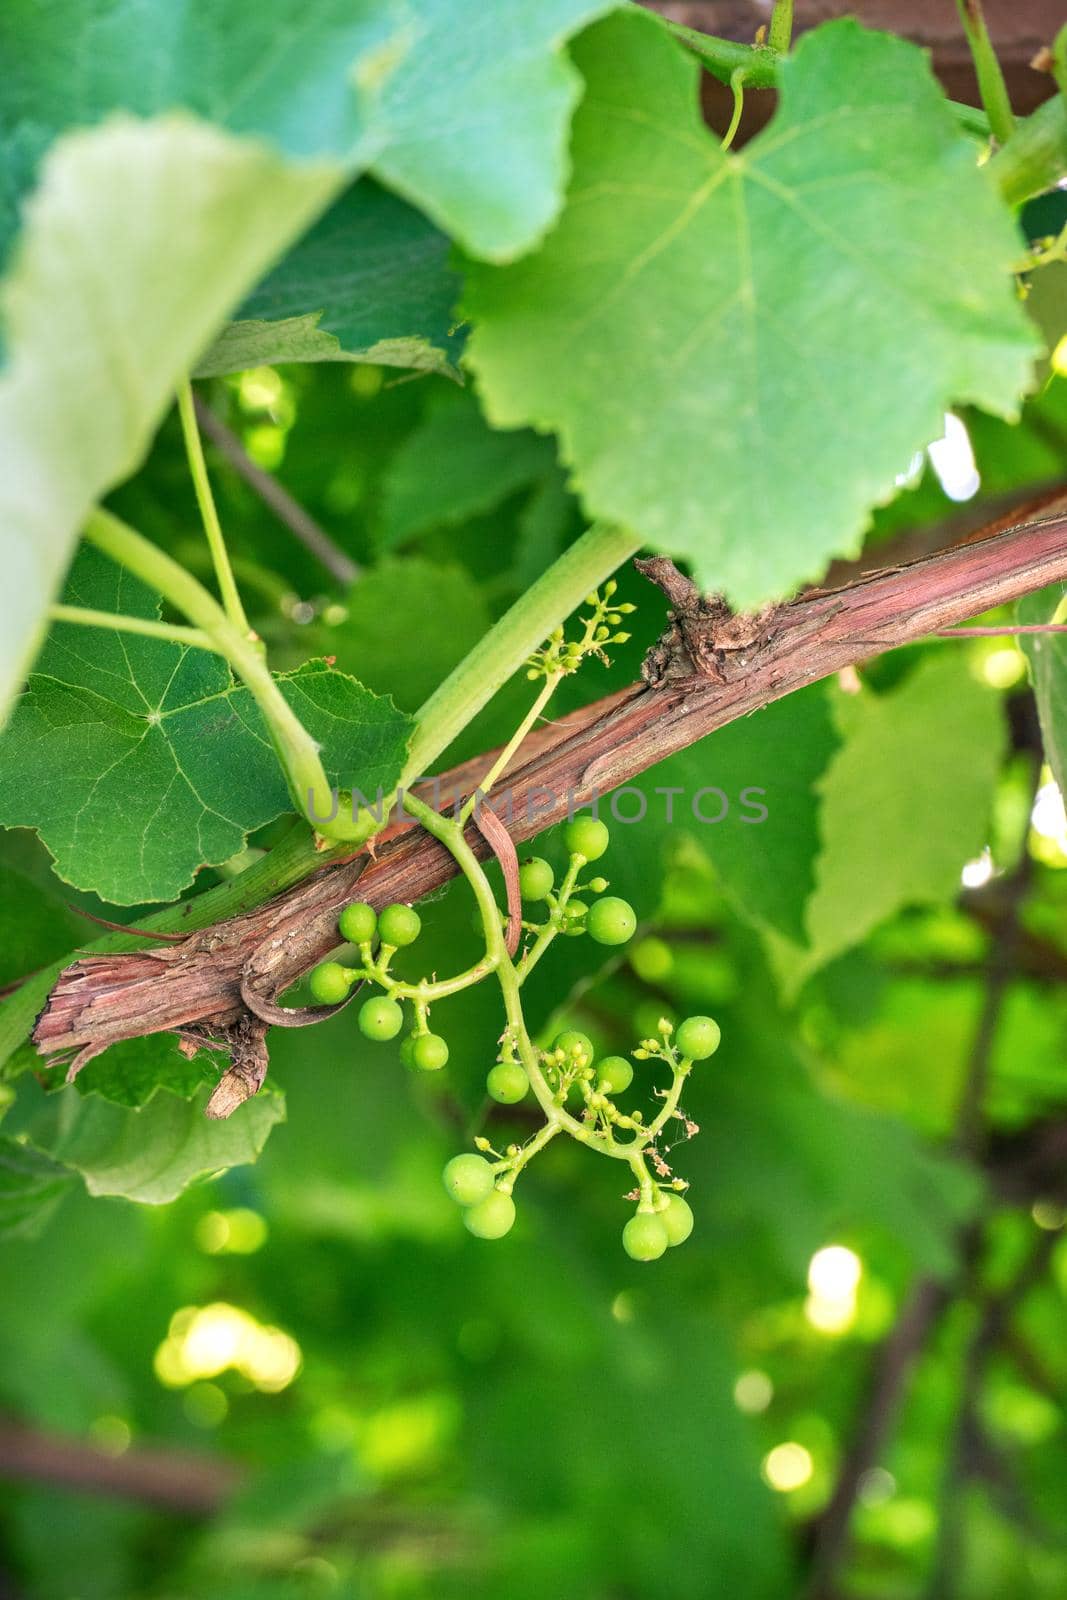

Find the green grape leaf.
[
  {"left": 772, "top": 653, "right": 1005, "bottom": 990},
  {"left": 366, "top": 0, "right": 620, "bottom": 261},
  {"left": 1018, "top": 583, "right": 1067, "bottom": 795},
  {"left": 65, "top": 1037, "right": 214, "bottom": 1109},
  {"left": 378, "top": 388, "right": 558, "bottom": 549},
  {"left": 0, "top": 0, "right": 386, "bottom": 264},
  {"left": 326, "top": 558, "right": 492, "bottom": 713},
  {"left": 0, "top": 549, "right": 413, "bottom": 903},
  {"left": 0, "top": 1137, "right": 75, "bottom": 1240},
  {"left": 0, "top": 115, "right": 343, "bottom": 723},
  {"left": 196, "top": 180, "right": 465, "bottom": 381},
  {"left": 27, "top": 1083, "right": 285, "bottom": 1205},
  {"left": 465, "top": 12, "right": 1039, "bottom": 605}
]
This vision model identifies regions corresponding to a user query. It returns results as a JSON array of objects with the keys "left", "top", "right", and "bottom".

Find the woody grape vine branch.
[{"left": 17, "top": 495, "right": 1067, "bottom": 1096}]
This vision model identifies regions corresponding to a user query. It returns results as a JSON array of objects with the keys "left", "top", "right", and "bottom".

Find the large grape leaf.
[
  {"left": 20, "top": 1081, "right": 285, "bottom": 1205},
  {"left": 196, "top": 180, "right": 465, "bottom": 380},
  {"left": 365, "top": 0, "right": 619, "bottom": 261},
  {"left": 1019, "top": 584, "right": 1067, "bottom": 796},
  {"left": 0, "top": 549, "right": 413, "bottom": 903},
  {"left": 0, "top": 0, "right": 387, "bottom": 266},
  {"left": 770, "top": 653, "right": 1006, "bottom": 991},
  {"left": 465, "top": 11, "right": 1040, "bottom": 606}
]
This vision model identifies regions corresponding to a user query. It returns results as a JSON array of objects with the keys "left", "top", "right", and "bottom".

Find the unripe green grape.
[
  {"left": 586, "top": 896, "right": 637, "bottom": 946},
  {"left": 338, "top": 901, "right": 377, "bottom": 944},
  {"left": 464, "top": 1189, "right": 516, "bottom": 1239},
  {"left": 411, "top": 1032, "right": 449, "bottom": 1072},
  {"left": 562, "top": 898, "right": 588, "bottom": 936},
  {"left": 587, "top": 876, "right": 609, "bottom": 894},
  {"left": 443, "top": 1153, "right": 495, "bottom": 1207},
  {"left": 597, "top": 1055, "right": 633, "bottom": 1094},
  {"left": 553, "top": 1030, "right": 594, "bottom": 1069},
  {"left": 358, "top": 996, "right": 404, "bottom": 1041},
  {"left": 487, "top": 1062, "right": 529, "bottom": 1104},
  {"left": 518, "top": 857, "right": 554, "bottom": 901},
  {"left": 660, "top": 1192, "right": 694, "bottom": 1246},
  {"left": 564, "top": 815, "right": 610, "bottom": 861},
  {"left": 622, "top": 1211, "right": 669, "bottom": 1262},
  {"left": 378, "top": 903, "right": 421, "bottom": 947},
  {"left": 675, "top": 1015, "right": 721, "bottom": 1061},
  {"left": 309, "top": 961, "right": 352, "bottom": 1005}
]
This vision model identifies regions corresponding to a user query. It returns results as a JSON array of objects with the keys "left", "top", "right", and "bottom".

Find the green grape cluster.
[
  {"left": 304, "top": 599, "right": 717, "bottom": 1264},
  {"left": 523, "top": 582, "right": 634, "bottom": 683},
  {"left": 444, "top": 1008, "right": 718, "bottom": 1260}
]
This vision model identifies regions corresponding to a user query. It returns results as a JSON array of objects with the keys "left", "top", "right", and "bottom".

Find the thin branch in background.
[
  {"left": 192, "top": 395, "right": 361, "bottom": 587},
  {"left": 0, "top": 1419, "right": 239, "bottom": 1515},
  {"left": 924, "top": 1227, "right": 1059, "bottom": 1600},
  {"left": 805, "top": 1278, "right": 950, "bottom": 1600}
]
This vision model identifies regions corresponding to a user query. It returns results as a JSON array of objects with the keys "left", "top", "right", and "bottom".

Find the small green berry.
[
  {"left": 553, "top": 1030, "right": 594, "bottom": 1069},
  {"left": 378, "top": 903, "right": 422, "bottom": 947},
  {"left": 308, "top": 961, "right": 352, "bottom": 1005},
  {"left": 660, "top": 1192, "right": 694, "bottom": 1246},
  {"left": 587, "top": 877, "right": 609, "bottom": 894},
  {"left": 518, "top": 857, "right": 554, "bottom": 901},
  {"left": 338, "top": 901, "right": 377, "bottom": 944},
  {"left": 675, "top": 1016, "right": 721, "bottom": 1061},
  {"left": 411, "top": 1032, "right": 449, "bottom": 1072},
  {"left": 464, "top": 1189, "right": 516, "bottom": 1239},
  {"left": 586, "top": 896, "right": 637, "bottom": 946},
  {"left": 562, "top": 898, "right": 588, "bottom": 936},
  {"left": 623, "top": 1211, "right": 669, "bottom": 1262},
  {"left": 443, "top": 1153, "right": 495, "bottom": 1207},
  {"left": 487, "top": 1062, "right": 529, "bottom": 1104},
  {"left": 358, "top": 995, "right": 404, "bottom": 1041},
  {"left": 597, "top": 1055, "right": 634, "bottom": 1094},
  {"left": 564, "top": 815, "right": 610, "bottom": 861}
]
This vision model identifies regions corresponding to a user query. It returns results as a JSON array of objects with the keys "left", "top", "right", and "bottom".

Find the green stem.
[
  {"left": 47, "top": 605, "right": 219, "bottom": 653},
  {"left": 666, "top": 21, "right": 778, "bottom": 88},
  {"left": 989, "top": 93, "right": 1067, "bottom": 205},
  {"left": 382, "top": 955, "right": 499, "bottom": 1005},
  {"left": 82, "top": 508, "right": 366, "bottom": 842},
  {"left": 663, "top": 17, "right": 991, "bottom": 140},
  {"left": 405, "top": 523, "right": 639, "bottom": 783},
  {"left": 176, "top": 380, "right": 254, "bottom": 640},
  {"left": 954, "top": 0, "right": 1014, "bottom": 146},
  {"left": 644, "top": 1061, "right": 692, "bottom": 1143},
  {"left": 459, "top": 671, "right": 561, "bottom": 827},
  {"left": 493, "top": 1120, "right": 562, "bottom": 1192},
  {"left": 768, "top": 0, "right": 794, "bottom": 55},
  {"left": 721, "top": 67, "right": 747, "bottom": 151},
  {"left": 515, "top": 856, "right": 583, "bottom": 984},
  {"left": 402, "top": 792, "right": 636, "bottom": 1162}
]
